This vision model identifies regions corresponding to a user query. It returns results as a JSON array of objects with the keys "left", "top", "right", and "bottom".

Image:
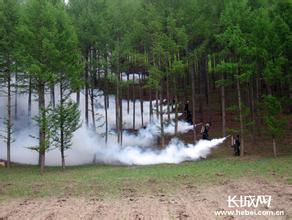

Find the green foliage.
[
  {"left": 227, "top": 102, "right": 254, "bottom": 131},
  {"left": 0, "top": 0, "right": 291, "bottom": 165},
  {"left": 215, "top": 61, "right": 237, "bottom": 74},
  {"left": 215, "top": 79, "right": 233, "bottom": 88},
  {"left": 170, "top": 60, "right": 185, "bottom": 76},
  {"left": 262, "top": 95, "right": 287, "bottom": 138},
  {"left": 50, "top": 98, "right": 81, "bottom": 151},
  {"left": 0, "top": 115, "right": 15, "bottom": 144},
  {"left": 29, "top": 107, "right": 52, "bottom": 152},
  {"left": 146, "top": 65, "right": 164, "bottom": 89}
]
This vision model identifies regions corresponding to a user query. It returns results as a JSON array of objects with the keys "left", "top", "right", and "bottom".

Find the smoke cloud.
[{"left": 0, "top": 84, "right": 225, "bottom": 166}]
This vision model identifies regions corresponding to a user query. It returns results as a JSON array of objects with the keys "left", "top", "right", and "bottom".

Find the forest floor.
[{"left": 0, "top": 155, "right": 291, "bottom": 219}]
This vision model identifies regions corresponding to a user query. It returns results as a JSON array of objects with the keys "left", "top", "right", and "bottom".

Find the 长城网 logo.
[{"left": 227, "top": 195, "right": 272, "bottom": 208}]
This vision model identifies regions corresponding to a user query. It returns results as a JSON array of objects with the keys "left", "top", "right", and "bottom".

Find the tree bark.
[
  {"left": 127, "top": 73, "right": 130, "bottom": 114},
  {"left": 204, "top": 55, "right": 210, "bottom": 122},
  {"left": 50, "top": 85, "right": 55, "bottom": 107},
  {"left": 38, "top": 81, "right": 46, "bottom": 175},
  {"left": 76, "top": 89, "right": 80, "bottom": 105},
  {"left": 116, "top": 79, "right": 120, "bottom": 143},
  {"left": 221, "top": 73, "right": 226, "bottom": 137},
  {"left": 28, "top": 75, "right": 32, "bottom": 119},
  {"left": 61, "top": 147, "right": 65, "bottom": 170},
  {"left": 173, "top": 78, "right": 178, "bottom": 136},
  {"left": 149, "top": 88, "right": 153, "bottom": 122},
  {"left": 190, "top": 61, "right": 197, "bottom": 141},
  {"left": 249, "top": 79, "right": 256, "bottom": 143},
  {"left": 103, "top": 53, "right": 108, "bottom": 143},
  {"left": 199, "top": 59, "right": 204, "bottom": 122},
  {"left": 90, "top": 88, "right": 96, "bottom": 131},
  {"left": 166, "top": 72, "right": 170, "bottom": 122},
  {"left": 160, "top": 86, "right": 165, "bottom": 147},
  {"left": 60, "top": 82, "right": 65, "bottom": 170},
  {"left": 236, "top": 72, "right": 245, "bottom": 157},
  {"left": 85, "top": 50, "right": 89, "bottom": 127},
  {"left": 14, "top": 72, "right": 18, "bottom": 120},
  {"left": 132, "top": 74, "right": 136, "bottom": 130},
  {"left": 119, "top": 95, "right": 123, "bottom": 145},
  {"left": 6, "top": 73, "right": 12, "bottom": 168},
  {"left": 139, "top": 73, "right": 144, "bottom": 127},
  {"left": 273, "top": 137, "right": 277, "bottom": 158},
  {"left": 104, "top": 94, "right": 108, "bottom": 143},
  {"left": 155, "top": 89, "right": 159, "bottom": 119}
]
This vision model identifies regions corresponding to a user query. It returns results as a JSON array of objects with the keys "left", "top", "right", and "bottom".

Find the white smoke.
[
  {"left": 94, "top": 138, "right": 226, "bottom": 165},
  {"left": 0, "top": 83, "right": 225, "bottom": 166}
]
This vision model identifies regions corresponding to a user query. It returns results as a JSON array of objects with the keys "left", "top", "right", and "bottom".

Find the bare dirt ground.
[{"left": 0, "top": 179, "right": 291, "bottom": 220}]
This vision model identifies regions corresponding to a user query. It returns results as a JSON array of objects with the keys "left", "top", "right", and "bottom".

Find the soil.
[{"left": 0, "top": 179, "right": 291, "bottom": 220}]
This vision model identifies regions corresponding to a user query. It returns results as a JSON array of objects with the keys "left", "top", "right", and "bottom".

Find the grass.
[{"left": 0, "top": 155, "right": 291, "bottom": 202}]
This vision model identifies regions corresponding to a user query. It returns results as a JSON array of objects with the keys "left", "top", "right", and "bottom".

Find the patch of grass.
[{"left": 0, "top": 155, "right": 291, "bottom": 201}]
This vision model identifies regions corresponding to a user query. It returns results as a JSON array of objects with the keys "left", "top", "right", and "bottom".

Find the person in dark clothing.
[
  {"left": 186, "top": 110, "right": 193, "bottom": 125},
  {"left": 231, "top": 135, "right": 241, "bottom": 156},
  {"left": 183, "top": 100, "right": 193, "bottom": 124},
  {"left": 172, "top": 97, "right": 175, "bottom": 111},
  {"left": 184, "top": 100, "right": 190, "bottom": 114},
  {"left": 201, "top": 123, "right": 210, "bottom": 140}
]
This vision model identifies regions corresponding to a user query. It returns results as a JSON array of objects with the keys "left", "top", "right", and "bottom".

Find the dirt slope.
[{"left": 1, "top": 179, "right": 291, "bottom": 220}]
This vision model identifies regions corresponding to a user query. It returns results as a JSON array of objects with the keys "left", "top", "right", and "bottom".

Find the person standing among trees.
[
  {"left": 183, "top": 100, "right": 193, "bottom": 124},
  {"left": 201, "top": 123, "right": 210, "bottom": 140},
  {"left": 231, "top": 135, "right": 241, "bottom": 156},
  {"left": 184, "top": 100, "right": 190, "bottom": 115}
]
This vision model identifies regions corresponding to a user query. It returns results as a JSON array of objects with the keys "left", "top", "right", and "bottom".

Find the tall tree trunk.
[
  {"left": 28, "top": 75, "right": 32, "bottom": 119},
  {"left": 119, "top": 95, "right": 123, "bottom": 145},
  {"left": 104, "top": 64, "right": 108, "bottom": 144},
  {"left": 256, "top": 76, "right": 260, "bottom": 100},
  {"left": 116, "top": 80, "right": 120, "bottom": 143},
  {"left": 221, "top": 73, "right": 226, "bottom": 137},
  {"left": 236, "top": 73, "right": 245, "bottom": 157},
  {"left": 90, "top": 48, "right": 96, "bottom": 130},
  {"left": 85, "top": 50, "right": 89, "bottom": 127},
  {"left": 139, "top": 73, "right": 144, "bottom": 127},
  {"left": 272, "top": 137, "right": 277, "bottom": 158},
  {"left": 199, "top": 59, "right": 204, "bottom": 122},
  {"left": 249, "top": 79, "right": 256, "bottom": 143},
  {"left": 6, "top": 73, "right": 12, "bottom": 168},
  {"left": 76, "top": 89, "right": 80, "bottom": 105},
  {"left": 173, "top": 78, "right": 178, "bottom": 136},
  {"left": 155, "top": 89, "right": 159, "bottom": 119},
  {"left": 255, "top": 76, "right": 261, "bottom": 135},
  {"left": 127, "top": 73, "right": 130, "bottom": 114},
  {"left": 61, "top": 146, "right": 65, "bottom": 170},
  {"left": 60, "top": 82, "right": 65, "bottom": 170},
  {"left": 103, "top": 52, "right": 109, "bottom": 143},
  {"left": 90, "top": 88, "right": 96, "bottom": 131},
  {"left": 116, "top": 46, "right": 121, "bottom": 142},
  {"left": 204, "top": 55, "right": 210, "bottom": 122},
  {"left": 166, "top": 73, "right": 170, "bottom": 122},
  {"left": 38, "top": 81, "right": 46, "bottom": 175},
  {"left": 14, "top": 72, "right": 18, "bottom": 120},
  {"left": 190, "top": 61, "right": 197, "bottom": 141},
  {"left": 149, "top": 88, "right": 153, "bottom": 122},
  {"left": 289, "top": 84, "right": 292, "bottom": 113},
  {"left": 132, "top": 74, "right": 136, "bottom": 130},
  {"left": 160, "top": 86, "right": 165, "bottom": 147},
  {"left": 104, "top": 93, "right": 108, "bottom": 143},
  {"left": 50, "top": 85, "right": 55, "bottom": 107}
]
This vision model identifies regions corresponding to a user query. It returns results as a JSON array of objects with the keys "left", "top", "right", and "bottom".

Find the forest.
[{"left": 0, "top": 0, "right": 291, "bottom": 175}]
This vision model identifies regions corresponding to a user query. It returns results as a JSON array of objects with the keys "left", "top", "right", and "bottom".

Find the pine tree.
[
  {"left": 50, "top": 98, "right": 81, "bottom": 169},
  {"left": 0, "top": 0, "right": 20, "bottom": 168},
  {"left": 18, "top": 0, "right": 81, "bottom": 174},
  {"left": 262, "top": 95, "right": 287, "bottom": 157}
]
